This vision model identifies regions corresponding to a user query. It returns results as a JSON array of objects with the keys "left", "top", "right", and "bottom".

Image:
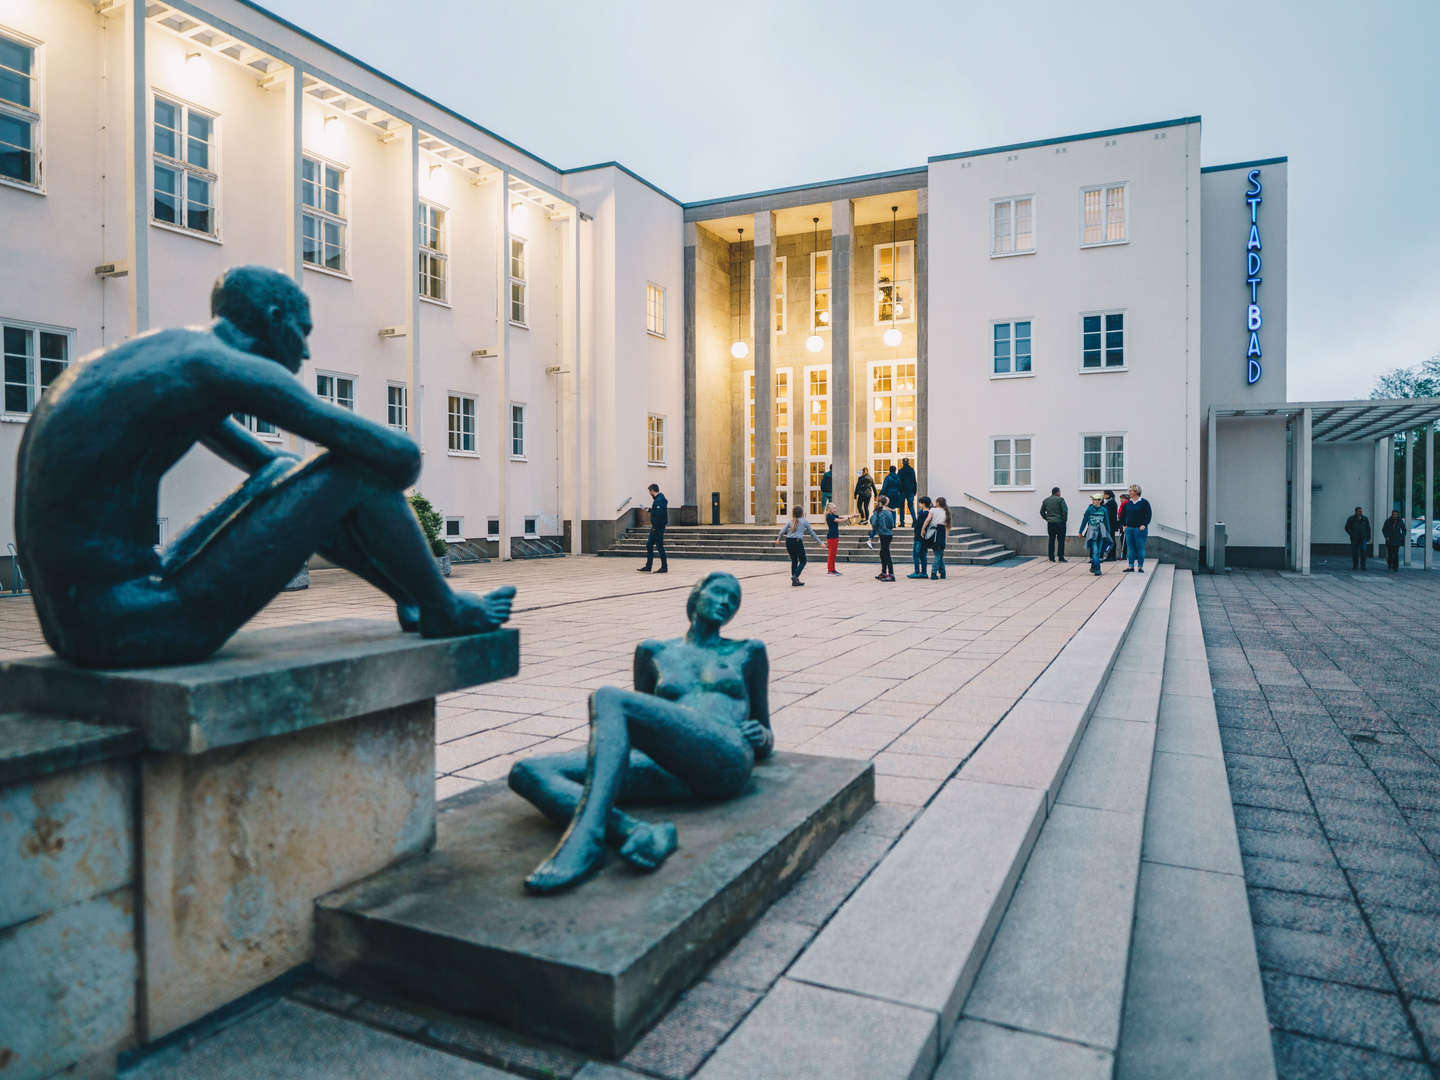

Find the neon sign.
[{"left": 1245, "top": 169, "right": 1263, "bottom": 385}]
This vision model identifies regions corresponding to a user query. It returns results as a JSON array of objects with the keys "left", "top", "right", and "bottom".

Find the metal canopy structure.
[{"left": 1215, "top": 397, "right": 1440, "bottom": 443}]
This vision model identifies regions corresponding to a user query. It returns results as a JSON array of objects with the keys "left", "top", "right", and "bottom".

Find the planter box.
[{"left": 435, "top": 552, "right": 452, "bottom": 577}]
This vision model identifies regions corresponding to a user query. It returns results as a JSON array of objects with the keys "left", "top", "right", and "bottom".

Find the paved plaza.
[{"left": 1199, "top": 569, "right": 1440, "bottom": 1078}]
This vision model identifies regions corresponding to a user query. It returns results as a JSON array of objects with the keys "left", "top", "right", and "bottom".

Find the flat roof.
[
  {"left": 928, "top": 116, "right": 1201, "bottom": 163},
  {"left": 1201, "top": 156, "right": 1288, "bottom": 174},
  {"left": 1214, "top": 398, "right": 1440, "bottom": 443}
]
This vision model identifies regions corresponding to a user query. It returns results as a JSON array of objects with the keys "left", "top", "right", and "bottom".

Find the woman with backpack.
[
  {"left": 928, "top": 497, "right": 950, "bottom": 579},
  {"left": 854, "top": 469, "right": 875, "bottom": 521},
  {"left": 870, "top": 496, "right": 896, "bottom": 581}
]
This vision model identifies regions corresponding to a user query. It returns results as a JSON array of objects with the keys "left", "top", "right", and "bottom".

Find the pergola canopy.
[{"left": 1213, "top": 397, "right": 1440, "bottom": 443}]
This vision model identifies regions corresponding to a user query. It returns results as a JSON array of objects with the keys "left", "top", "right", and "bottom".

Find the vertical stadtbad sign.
[{"left": 1245, "top": 169, "right": 1264, "bottom": 385}]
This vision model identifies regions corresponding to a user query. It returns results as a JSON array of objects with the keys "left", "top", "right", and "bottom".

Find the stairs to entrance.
[{"left": 596, "top": 525, "right": 1016, "bottom": 566}]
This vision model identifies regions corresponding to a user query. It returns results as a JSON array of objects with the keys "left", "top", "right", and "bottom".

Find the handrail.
[
  {"left": 1152, "top": 522, "right": 1194, "bottom": 542},
  {"left": 962, "top": 492, "right": 1027, "bottom": 527},
  {"left": 615, "top": 495, "right": 633, "bottom": 515}
]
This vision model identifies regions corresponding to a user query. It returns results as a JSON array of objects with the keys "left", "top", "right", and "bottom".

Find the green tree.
[
  {"left": 408, "top": 492, "right": 450, "bottom": 557},
  {"left": 1374, "top": 354, "right": 1440, "bottom": 518}
]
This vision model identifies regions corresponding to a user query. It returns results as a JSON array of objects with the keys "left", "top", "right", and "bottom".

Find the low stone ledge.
[
  {"left": 0, "top": 711, "right": 142, "bottom": 785},
  {"left": 0, "top": 620, "right": 519, "bottom": 754}
]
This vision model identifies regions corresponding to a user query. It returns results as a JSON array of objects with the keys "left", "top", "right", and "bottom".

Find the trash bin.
[
  {"left": 1211, "top": 522, "right": 1226, "bottom": 573},
  {"left": 711, "top": 492, "right": 720, "bottom": 526}
]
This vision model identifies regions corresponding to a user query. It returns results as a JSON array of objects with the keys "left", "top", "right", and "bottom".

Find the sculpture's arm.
[
  {"left": 743, "top": 642, "right": 773, "bottom": 760},
  {"left": 204, "top": 350, "right": 420, "bottom": 488},
  {"left": 201, "top": 417, "right": 288, "bottom": 474},
  {"left": 633, "top": 641, "right": 660, "bottom": 696}
]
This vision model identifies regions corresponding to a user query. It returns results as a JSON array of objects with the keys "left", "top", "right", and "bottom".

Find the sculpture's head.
[
  {"left": 210, "top": 266, "right": 313, "bottom": 373},
  {"left": 687, "top": 572, "right": 741, "bottom": 628}
]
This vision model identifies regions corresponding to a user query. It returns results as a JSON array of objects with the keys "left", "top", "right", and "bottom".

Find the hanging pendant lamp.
[
  {"left": 805, "top": 216, "right": 824, "bottom": 353},
  {"left": 730, "top": 227, "right": 749, "bottom": 359},
  {"left": 883, "top": 205, "right": 903, "bottom": 347}
]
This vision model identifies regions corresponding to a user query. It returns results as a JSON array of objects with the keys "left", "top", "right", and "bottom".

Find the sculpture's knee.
[
  {"left": 591, "top": 685, "right": 623, "bottom": 712},
  {"left": 508, "top": 759, "right": 539, "bottom": 796}
]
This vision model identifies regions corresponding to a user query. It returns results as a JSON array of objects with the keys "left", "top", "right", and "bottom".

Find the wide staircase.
[{"left": 597, "top": 524, "right": 1015, "bottom": 566}]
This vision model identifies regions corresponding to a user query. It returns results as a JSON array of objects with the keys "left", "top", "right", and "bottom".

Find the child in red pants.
[{"left": 825, "top": 502, "right": 843, "bottom": 575}]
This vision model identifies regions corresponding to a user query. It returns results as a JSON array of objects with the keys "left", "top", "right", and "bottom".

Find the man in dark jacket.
[
  {"left": 897, "top": 458, "right": 918, "bottom": 527},
  {"left": 638, "top": 483, "right": 668, "bottom": 574},
  {"left": 820, "top": 465, "right": 834, "bottom": 511},
  {"left": 1120, "top": 484, "right": 1152, "bottom": 573},
  {"left": 854, "top": 469, "right": 874, "bottom": 520},
  {"left": 1382, "top": 510, "right": 1406, "bottom": 572},
  {"left": 1345, "top": 506, "right": 1372, "bottom": 571},
  {"left": 1040, "top": 487, "right": 1068, "bottom": 563},
  {"left": 880, "top": 467, "right": 903, "bottom": 524}
]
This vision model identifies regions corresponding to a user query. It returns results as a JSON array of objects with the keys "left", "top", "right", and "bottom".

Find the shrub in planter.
[{"left": 408, "top": 492, "right": 452, "bottom": 576}]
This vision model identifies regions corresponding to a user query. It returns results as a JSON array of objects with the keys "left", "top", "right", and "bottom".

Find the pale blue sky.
[{"left": 262, "top": 0, "right": 1439, "bottom": 401}]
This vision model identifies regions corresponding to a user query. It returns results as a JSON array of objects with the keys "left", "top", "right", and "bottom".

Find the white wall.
[
  {"left": 928, "top": 120, "right": 1203, "bottom": 549},
  {"left": 1312, "top": 442, "right": 1377, "bottom": 544},
  {"left": 1214, "top": 417, "right": 1287, "bottom": 548}
]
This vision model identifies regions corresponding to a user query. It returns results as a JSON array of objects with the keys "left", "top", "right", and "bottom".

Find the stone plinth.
[
  {"left": 0, "top": 619, "right": 519, "bottom": 1047},
  {"left": 314, "top": 752, "right": 874, "bottom": 1057}
]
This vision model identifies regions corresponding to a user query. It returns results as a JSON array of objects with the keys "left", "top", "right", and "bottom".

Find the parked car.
[{"left": 1411, "top": 520, "right": 1440, "bottom": 549}]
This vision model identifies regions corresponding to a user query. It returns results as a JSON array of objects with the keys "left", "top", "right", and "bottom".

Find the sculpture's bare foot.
[
  {"left": 419, "top": 586, "right": 516, "bottom": 637},
  {"left": 618, "top": 821, "right": 678, "bottom": 872},
  {"left": 524, "top": 830, "right": 607, "bottom": 894},
  {"left": 397, "top": 603, "right": 420, "bottom": 632}
]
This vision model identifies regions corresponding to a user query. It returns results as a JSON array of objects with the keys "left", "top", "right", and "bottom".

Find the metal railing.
[
  {"left": 962, "top": 492, "right": 1027, "bottom": 527},
  {"left": 5, "top": 543, "right": 24, "bottom": 596},
  {"left": 1152, "top": 522, "right": 1194, "bottom": 543}
]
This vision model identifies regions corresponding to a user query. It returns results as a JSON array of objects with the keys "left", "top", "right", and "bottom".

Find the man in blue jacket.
[
  {"left": 638, "top": 483, "right": 668, "bottom": 574},
  {"left": 1119, "top": 483, "right": 1152, "bottom": 573},
  {"left": 897, "top": 457, "right": 918, "bottom": 527},
  {"left": 880, "top": 467, "right": 903, "bottom": 526}
]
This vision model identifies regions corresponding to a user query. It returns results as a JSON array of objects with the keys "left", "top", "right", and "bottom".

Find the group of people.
[
  {"left": 1347, "top": 506, "right": 1409, "bottom": 573},
  {"left": 776, "top": 478, "right": 951, "bottom": 586},
  {"left": 1040, "top": 484, "right": 1153, "bottom": 576}
]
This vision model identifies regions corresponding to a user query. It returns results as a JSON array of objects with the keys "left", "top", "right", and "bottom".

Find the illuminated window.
[
  {"left": 992, "top": 196, "right": 1034, "bottom": 255},
  {"left": 806, "top": 366, "right": 830, "bottom": 513},
  {"left": 874, "top": 241, "right": 914, "bottom": 325},
  {"left": 315, "top": 371, "right": 354, "bottom": 410},
  {"left": 153, "top": 95, "right": 217, "bottom": 236},
  {"left": 810, "top": 251, "right": 831, "bottom": 332},
  {"left": 991, "top": 436, "right": 1033, "bottom": 489},
  {"left": 993, "top": 321, "right": 1033, "bottom": 375},
  {"left": 647, "top": 414, "right": 666, "bottom": 465},
  {"left": 2, "top": 321, "right": 69, "bottom": 415},
  {"left": 510, "top": 402, "right": 526, "bottom": 458},
  {"left": 386, "top": 383, "right": 408, "bottom": 431},
  {"left": 869, "top": 360, "right": 917, "bottom": 481},
  {"left": 0, "top": 30, "right": 40, "bottom": 188},
  {"left": 418, "top": 201, "right": 447, "bottom": 302},
  {"left": 510, "top": 238, "right": 528, "bottom": 325},
  {"left": 1081, "top": 312, "right": 1125, "bottom": 369},
  {"left": 646, "top": 282, "right": 665, "bottom": 336},
  {"left": 773, "top": 256, "right": 787, "bottom": 334},
  {"left": 1082, "top": 433, "right": 1125, "bottom": 487},
  {"left": 447, "top": 393, "right": 476, "bottom": 454},
  {"left": 1081, "top": 183, "right": 1127, "bottom": 245},
  {"left": 302, "top": 155, "right": 347, "bottom": 272}
]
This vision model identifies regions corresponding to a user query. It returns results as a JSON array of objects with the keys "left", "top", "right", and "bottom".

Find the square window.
[
  {"left": 486, "top": 518, "right": 500, "bottom": 540},
  {"left": 993, "top": 321, "right": 1032, "bottom": 375},
  {"left": 1082, "top": 433, "right": 1125, "bottom": 487},
  {"left": 316, "top": 372, "right": 355, "bottom": 411},
  {"left": 2, "top": 320, "right": 70, "bottom": 414},
  {"left": 991, "top": 197, "right": 1034, "bottom": 256},
  {"left": 1082, "top": 312, "right": 1125, "bottom": 369},
  {"left": 523, "top": 517, "right": 538, "bottom": 537},
  {"left": 1082, "top": 184, "right": 1128, "bottom": 246},
  {"left": 444, "top": 517, "right": 462, "bottom": 540}
]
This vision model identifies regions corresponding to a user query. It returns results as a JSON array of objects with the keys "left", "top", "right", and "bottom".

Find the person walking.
[
  {"left": 776, "top": 506, "right": 821, "bottom": 586},
  {"left": 820, "top": 465, "right": 834, "bottom": 514},
  {"left": 1382, "top": 509, "right": 1405, "bottom": 572},
  {"left": 637, "top": 483, "right": 669, "bottom": 574},
  {"left": 1116, "top": 490, "right": 1131, "bottom": 560},
  {"left": 1102, "top": 490, "right": 1120, "bottom": 561},
  {"left": 824, "top": 501, "right": 845, "bottom": 576},
  {"left": 1345, "top": 506, "right": 1372, "bottom": 571},
  {"left": 1040, "top": 486, "right": 1069, "bottom": 563},
  {"left": 1079, "top": 493, "right": 1111, "bottom": 575},
  {"left": 1120, "top": 483, "right": 1152, "bottom": 573},
  {"left": 897, "top": 457, "right": 918, "bottom": 529},
  {"left": 870, "top": 496, "right": 896, "bottom": 581},
  {"left": 880, "top": 467, "right": 903, "bottom": 526},
  {"left": 854, "top": 468, "right": 874, "bottom": 522},
  {"left": 907, "top": 496, "right": 935, "bottom": 579},
  {"left": 928, "top": 496, "right": 950, "bottom": 579}
]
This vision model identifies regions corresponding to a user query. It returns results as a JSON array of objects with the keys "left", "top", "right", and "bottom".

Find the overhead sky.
[{"left": 261, "top": 0, "right": 1439, "bottom": 401}]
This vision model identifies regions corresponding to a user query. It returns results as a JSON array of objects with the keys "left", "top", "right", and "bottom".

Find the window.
[
  {"left": 805, "top": 365, "right": 830, "bottom": 514},
  {"left": 447, "top": 393, "right": 476, "bottom": 454},
  {"left": 0, "top": 30, "right": 39, "bottom": 188},
  {"left": 1081, "top": 312, "right": 1125, "bottom": 369},
  {"left": 647, "top": 413, "right": 666, "bottom": 465},
  {"left": 510, "top": 237, "right": 528, "bottom": 325},
  {"left": 2, "top": 321, "right": 69, "bottom": 415},
  {"left": 386, "top": 383, "right": 408, "bottom": 431},
  {"left": 1082, "top": 434, "right": 1126, "bottom": 487},
  {"left": 444, "top": 517, "right": 463, "bottom": 541},
  {"left": 869, "top": 360, "right": 917, "bottom": 482},
  {"left": 646, "top": 282, "right": 665, "bottom": 337},
  {"left": 992, "top": 196, "right": 1034, "bottom": 256},
  {"left": 234, "top": 413, "right": 279, "bottom": 439},
  {"left": 524, "top": 517, "right": 538, "bottom": 538},
  {"left": 810, "top": 251, "right": 831, "bottom": 332},
  {"left": 486, "top": 518, "right": 500, "bottom": 541},
  {"left": 874, "top": 241, "right": 914, "bottom": 325},
  {"left": 993, "top": 321, "right": 1033, "bottom": 376},
  {"left": 510, "top": 402, "right": 526, "bottom": 458},
  {"left": 301, "top": 155, "right": 347, "bottom": 272},
  {"left": 991, "top": 437, "right": 1033, "bottom": 489},
  {"left": 418, "top": 201, "right": 447, "bottom": 302},
  {"left": 153, "top": 95, "right": 217, "bottom": 235},
  {"left": 1082, "top": 184, "right": 1127, "bottom": 245},
  {"left": 773, "top": 256, "right": 787, "bottom": 334},
  {"left": 315, "top": 372, "right": 354, "bottom": 410}
]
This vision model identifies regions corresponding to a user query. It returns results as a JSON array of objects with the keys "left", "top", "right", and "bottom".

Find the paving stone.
[
  {"left": 1260, "top": 970, "right": 1421, "bottom": 1058},
  {"left": 874, "top": 773, "right": 948, "bottom": 806},
  {"left": 1269, "top": 1030, "right": 1432, "bottom": 1080},
  {"left": 288, "top": 982, "right": 360, "bottom": 1014},
  {"left": 1364, "top": 903, "right": 1440, "bottom": 950},
  {"left": 1117, "top": 862, "right": 1274, "bottom": 1080},
  {"left": 694, "top": 979, "right": 937, "bottom": 1080},
  {"left": 768, "top": 826, "right": 896, "bottom": 927},
  {"left": 1379, "top": 943, "right": 1440, "bottom": 1001},
  {"left": 1143, "top": 751, "right": 1244, "bottom": 875},
  {"left": 349, "top": 999, "right": 430, "bottom": 1035},
  {"left": 938, "top": 1019, "right": 1111, "bottom": 1080},
  {"left": 423, "top": 1017, "right": 588, "bottom": 1078},
  {"left": 622, "top": 980, "right": 760, "bottom": 1080},
  {"left": 1252, "top": 924, "right": 1394, "bottom": 991},
  {"left": 1237, "top": 826, "right": 1336, "bottom": 866},
  {"left": 959, "top": 699, "right": 1088, "bottom": 810},
  {"left": 1246, "top": 886, "right": 1370, "bottom": 939},
  {"left": 1233, "top": 804, "right": 1325, "bottom": 838},
  {"left": 1330, "top": 841, "right": 1438, "bottom": 879},
  {"left": 1410, "top": 998, "right": 1440, "bottom": 1062},
  {"left": 706, "top": 915, "right": 815, "bottom": 992}
]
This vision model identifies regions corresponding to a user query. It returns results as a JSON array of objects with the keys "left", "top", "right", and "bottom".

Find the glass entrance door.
[
  {"left": 869, "top": 359, "right": 917, "bottom": 495},
  {"left": 805, "top": 364, "right": 831, "bottom": 514}
]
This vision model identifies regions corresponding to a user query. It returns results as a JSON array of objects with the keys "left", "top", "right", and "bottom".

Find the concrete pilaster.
[
  {"left": 406, "top": 128, "right": 421, "bottom": 447},
  {"left": 286, "top": 67, "right": 303, "bottom": 284},
  {"left": 1427, "top": 424, "right": 1435, "bottom": 572},
  {"left": 916, "top": 188, "right": 930, "bottom": 494},
  {"left": 125, "top": 0, "right": 149, "bottom": 336},
  {"left": 831, "top": 200, "right": 852, "bottom": 514},
  {"left": 1405, "top": 428, "right": 1414, "bottom": 566},
  {"left": 1299, "top": 408, "right": 1312, "bottom": 575},
  {"left": 496, "top": 173, "right": 511, "bottom": 560},
  {"left": 753, "top": 212, "right": 774, "bottom": 525},
  {"left": 683, "top": 222, "right": 698, "bottom": 508},
  {"left": 1206, "top": 409, "right": 1218, "bottom": 571}
]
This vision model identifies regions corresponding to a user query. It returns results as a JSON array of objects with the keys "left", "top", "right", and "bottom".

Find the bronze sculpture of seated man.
[
  {"left": 509, "top": 571, "right": 772, "bottom": 893},
  {"left": 13, "top": 265, "right": 514, "bottom": 668}
]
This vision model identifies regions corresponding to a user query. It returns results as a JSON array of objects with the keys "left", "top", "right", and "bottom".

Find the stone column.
[
  {"left": 286, "top": 66, "right": 304, "bottom": 284},
  {"left": 1405, "top": 427, "right": 1414, "bottom": 566},
  {"left": 683, "top": 222, "right": 698, "bottom": 509},
  {"left": 406, "top": 127, "right": 422, "bottom": 447},
  {"left": 1206, "top": 408, "right": 1218, "bottom": 571},
  {"left": 1298, "top": 408, "right": 1313, "bottom": 575},
  {"left": 831, "top": 200, "right": 852, "bottom": 514},
  {"left": 1426, "top": 423, "right": 1435, "bottom": 572},
  {"left": 916, "top": 188, "right": 930, "bottom": 494},
  {"left": 125, "top": 0, "right": 149, "bottom": 336},
  {"left": 753, "top": 212, "right": 774, "bottom": 525},
  {"left": 496, "top": 174, "right": 512, "bottom": 559}
]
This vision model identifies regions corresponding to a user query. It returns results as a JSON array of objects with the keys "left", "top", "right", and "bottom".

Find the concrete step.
[{"left": 698, "top": 568, "right": 1157, "bottom": 1079}]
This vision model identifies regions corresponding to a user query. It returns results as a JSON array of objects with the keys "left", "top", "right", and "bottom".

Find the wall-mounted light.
[
  {"left": 323, "top": 114, "right": 337, "bottom": 130},
  {"left": 428, "top": 162, "right": 443, "bottom": 177},
  {"left": 185, "top": 50, "right": 206, "bottom": 69}
]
